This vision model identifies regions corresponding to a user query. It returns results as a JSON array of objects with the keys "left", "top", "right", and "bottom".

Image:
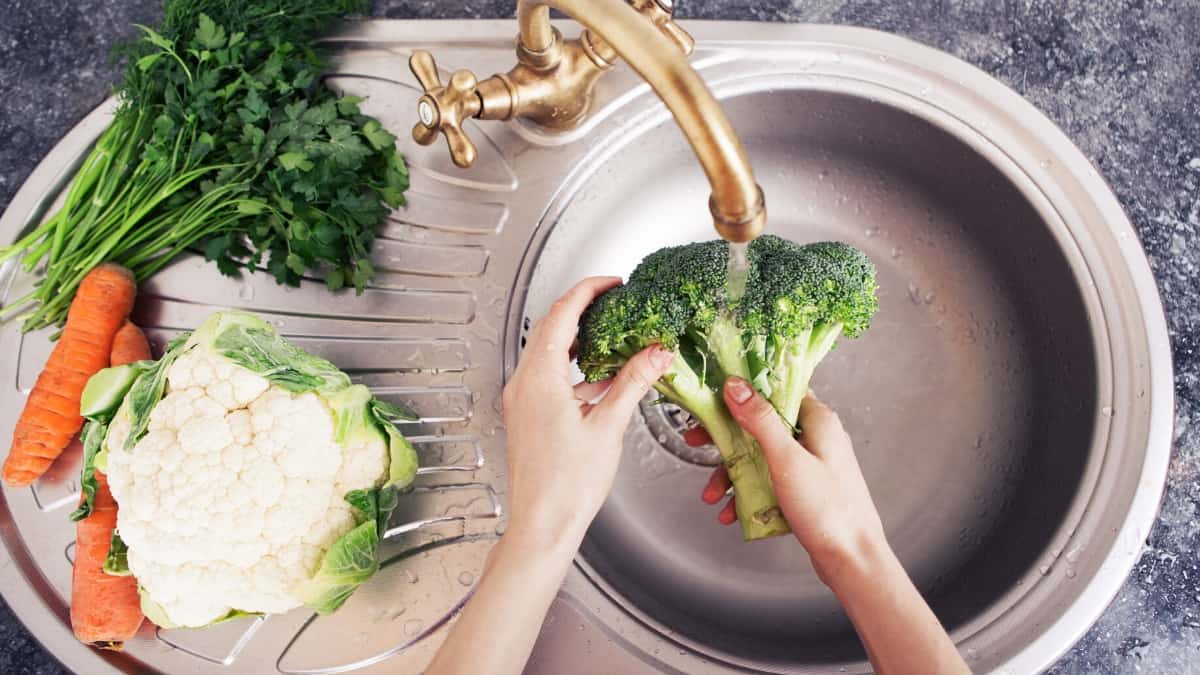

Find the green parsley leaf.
[
  {"left": 324, "top": 268, "right": 346, "bottom": 291},
  {"left": 238, "top": 88, "right": 269, "bottom": 124},
  {"left": 195, "top": 14, "right": 227, "bottom": 50},
  {"left": 360, "top": 119, "right": 395, "bottom": 151},
  {"left": 336, "top": 95, "right": 363, "bottom": 116},
  {"left": 277, "top": 151, "right": 314, "bottom": 172}
]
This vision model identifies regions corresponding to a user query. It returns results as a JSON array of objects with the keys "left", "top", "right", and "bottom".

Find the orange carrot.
[
  {"left": 3, "top": 264, "right": 136, "bottom": 487},
  {"left": 110, "top": 321, "right": 151, "bottom": 367},
  {"left": 70, "top": 315, "right": 149, "bottom": 646},
  {"left": 71, "top": 472, "right": 143, "bottom": 647}
]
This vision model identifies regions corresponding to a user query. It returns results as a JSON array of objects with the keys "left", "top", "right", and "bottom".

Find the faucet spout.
[{"left": 517, "top": 0, "right": 765, "bottom": 242}]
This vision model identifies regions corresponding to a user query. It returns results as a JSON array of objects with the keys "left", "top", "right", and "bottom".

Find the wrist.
[
  {"left": 498, "top": 514, "right": 588, "bottom": 566},
  {"left": 809, "top": 525, "right": 899, "bottom": 592}
]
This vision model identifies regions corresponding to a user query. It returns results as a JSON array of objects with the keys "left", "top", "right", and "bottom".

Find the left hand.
[{"left": 501, "top": 276, "right": 676, "bottom": 547}]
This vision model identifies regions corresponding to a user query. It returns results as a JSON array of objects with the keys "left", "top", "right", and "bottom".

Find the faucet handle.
[
  {"left": 631, "top": 0, "right": 695, "bottom": 56},
  {"left": 409, "top": 50, "right": 482, "bottom": 168}
]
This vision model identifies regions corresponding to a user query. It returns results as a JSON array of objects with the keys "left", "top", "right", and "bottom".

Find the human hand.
[
  {"left": 685, "top": 379, "right": 968, "bottom": 675},
  {"left": 690, "top": 377, "right": 887, "bottom": 585},
  {"left": 502, "top": 276, "right": 676, "bottom": 550}
]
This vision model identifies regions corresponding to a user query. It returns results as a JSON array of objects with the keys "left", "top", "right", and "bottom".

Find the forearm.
[
  {"left": 822, "top": 536, "right": 969, "bottom": 675},
  {"left": 425, "top": 523, "right": 584, "bottom": 675}
]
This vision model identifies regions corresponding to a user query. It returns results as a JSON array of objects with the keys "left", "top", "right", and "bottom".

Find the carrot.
[
  {"left": 110, "top": 321, "right": 151, "bottom": 367},
  {"left": 70, "top": 316, "right": 149, "bottom": 646},
  {"left": 71, "top": 472, "right": 143, "bottom": 647},
  {"left": 3, "top": 264, "right": 136, "bottom": 487}
]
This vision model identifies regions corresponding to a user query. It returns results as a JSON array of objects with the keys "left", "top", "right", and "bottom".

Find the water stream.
[{"left": 726, "top": 241, "right": 750, "bottom": 305}]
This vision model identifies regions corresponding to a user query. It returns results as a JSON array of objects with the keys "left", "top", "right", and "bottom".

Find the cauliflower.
[{"left": 73, "top": 312, "right": 418, "bottom": 628}]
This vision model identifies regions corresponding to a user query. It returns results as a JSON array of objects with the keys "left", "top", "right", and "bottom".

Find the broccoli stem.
[
  {"left": 703, "top": 408, "right": 790, "bottom": 540},
  {"left": 658, "top": 350, "right": 790, "bottom": 541},
  {"left": 768, "top": 323, "right": 844, "bottom": 428}
]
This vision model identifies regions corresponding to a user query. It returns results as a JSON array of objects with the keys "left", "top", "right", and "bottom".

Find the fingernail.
[
  {"left": 727, "top": 377, "right": 752, "bottom": 403},
  {"left": 650, "top": 345, "right": 675, "bottom": 370}
]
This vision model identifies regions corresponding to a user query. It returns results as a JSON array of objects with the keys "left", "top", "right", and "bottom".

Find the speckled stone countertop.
[{"left": 1, "top": 1, "right": 1197, "bottom": 673}]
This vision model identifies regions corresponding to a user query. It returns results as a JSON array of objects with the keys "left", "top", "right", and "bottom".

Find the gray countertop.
[{"left": 1, "top": 1, "right": 1197, "bottom": 673}]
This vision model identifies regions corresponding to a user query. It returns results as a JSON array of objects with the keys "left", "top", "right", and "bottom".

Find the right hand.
[{"left": 689, "top": 377, "right": 887, "bottom": 585}]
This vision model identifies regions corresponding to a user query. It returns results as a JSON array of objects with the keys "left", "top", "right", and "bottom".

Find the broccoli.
[{"left": 577, "top": 235, "right": 879, "bottom": 540}]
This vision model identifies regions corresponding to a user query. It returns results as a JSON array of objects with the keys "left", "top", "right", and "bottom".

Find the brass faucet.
[{"left": 409, "top": 0, "right": 766, "bottom": 242}]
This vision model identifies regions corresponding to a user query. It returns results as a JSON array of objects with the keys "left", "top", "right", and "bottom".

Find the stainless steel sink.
[{"left": 0, "top": 20, "right": 1172, "bottom": 675}]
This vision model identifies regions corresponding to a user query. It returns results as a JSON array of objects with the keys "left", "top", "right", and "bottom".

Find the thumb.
[
  {"left": 723, "top": 377, "right": 804, "bottom": 462},
  {"left": 595, "top": 345, "right": 676, "bottom": 422}
]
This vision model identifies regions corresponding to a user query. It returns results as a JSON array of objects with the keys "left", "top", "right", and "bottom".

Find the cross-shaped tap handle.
[{"left": 409, "top": 50, "right": 482, "bottom": 168}]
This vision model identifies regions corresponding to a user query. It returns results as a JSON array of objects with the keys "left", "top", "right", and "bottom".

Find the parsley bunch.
[{"left": 1, "top": 0, "right": 409, "bottom": 331}]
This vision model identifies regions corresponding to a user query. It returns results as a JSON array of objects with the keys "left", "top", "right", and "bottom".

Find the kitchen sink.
[{"left": 0, "top": 20, "right": 1171, "bottom": 675}]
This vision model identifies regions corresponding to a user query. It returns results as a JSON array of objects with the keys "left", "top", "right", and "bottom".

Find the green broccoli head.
[
  {"left": 741, "top": 236, "right": 879, "bottom": 339},
  {"left": 578, "top": 235, "right": 878, "bottom": 384},
  {"left": 577, "top": 240, "right": 729, "bottom": 382},
  {"left": 574, "top": 234, "right": 879, "bottom": 541}
]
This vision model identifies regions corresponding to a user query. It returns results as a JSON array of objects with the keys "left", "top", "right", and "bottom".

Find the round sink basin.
[{"left": 514, "top": 29, "right": 1171, "bottom": 675}]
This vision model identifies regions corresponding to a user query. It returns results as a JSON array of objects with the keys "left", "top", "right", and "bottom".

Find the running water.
[{"left": 726, "top": 241, "right": 750, "bottom": 305}]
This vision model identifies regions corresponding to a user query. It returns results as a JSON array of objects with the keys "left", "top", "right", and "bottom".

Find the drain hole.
[{"left": 639, "top": 396, "right": 722, "bottom": 467}]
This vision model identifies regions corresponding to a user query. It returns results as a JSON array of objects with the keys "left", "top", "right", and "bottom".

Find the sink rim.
[{"left": 509, "top": 24, "right": 1173, "bottom": 675}]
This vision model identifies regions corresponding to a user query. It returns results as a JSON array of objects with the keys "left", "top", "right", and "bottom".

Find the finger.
[
  {"left": 594, "top": 345, "right": 676, "bottom": 423},
  {"left": 573, "top": 378, "right": 612, "bottom": 403},
  {"left": 527, "top": 277, "right": 622, "bottom": 360},
  {"left": 723, "top": 377, "right": 804, "bottom": 458},
  {"left": 724, "top": 377, "right": 813, "bottom": 486},
  {"left": 797, "top": 393, "right": 848, "bottom": 459},
  {"left": 683, "top": 426, "right": 712, "bottom": 447},
  {"left": 717, "top": 498, "right": 737, "bottom": 526},
  {"left": 701, "top": 466, "right": 731, "bottom": 504}
]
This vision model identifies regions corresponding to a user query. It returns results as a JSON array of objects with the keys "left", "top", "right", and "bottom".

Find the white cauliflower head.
[{"left": 92, "top": 312, "right": 417, "bottom": 628}]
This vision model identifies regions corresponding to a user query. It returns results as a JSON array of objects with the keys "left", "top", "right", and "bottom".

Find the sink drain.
[{"left": 638, "top": 396, "right": 722, "bottom": 467}]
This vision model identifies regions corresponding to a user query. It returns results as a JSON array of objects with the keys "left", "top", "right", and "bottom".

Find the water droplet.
[
  {"left": 890, "top": 246, "right": 903, "bottom": 259},
  {"left": 404, "top": 569, "right": 419, "bottom": 584},
  {"left": 966, "top": 647, "right": 980, "bottom": 661},
  {"left": 238, "top": 284, "right": 255, "bottom": 301},
  {"left": 907, "top": 283, "right": 922, "bottom": 305},
  {"left": 1038, "top": 158, "right": 1053, "bottom": 169},
  {"left": 1066, "top": 545, "right": 1084, "bottom": 563},
  {"left": 458, "top": 571, "right": 475, "bottom": 586},
  {"left": 865, "top": 226, "right": 880, "bottom": 238},
  {"left": 923, "top": 290, "right": 936, "bottom": 304},
  {"left": 1101, "top": 406, "right": 1114, "bottom": 417},
  {"left": 974, "top": 435, "right": 984, "bottom": 449},
  {"left": 578, "top": 624, "right": 585, "bottom": 631},
  {"left": 1066, "top": 568, "right": 1077, "bottom": 579},
  {"left": 403, "top": 619, "right": 424, "bottom": 637},
  {"left": 1038, "top": 565, "right": 1051, "bottom": 575}
]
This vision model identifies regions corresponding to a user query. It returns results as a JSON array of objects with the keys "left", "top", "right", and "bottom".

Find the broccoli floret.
[{"left": 577, "top": 235, "right": 879, "bottom": 541}]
